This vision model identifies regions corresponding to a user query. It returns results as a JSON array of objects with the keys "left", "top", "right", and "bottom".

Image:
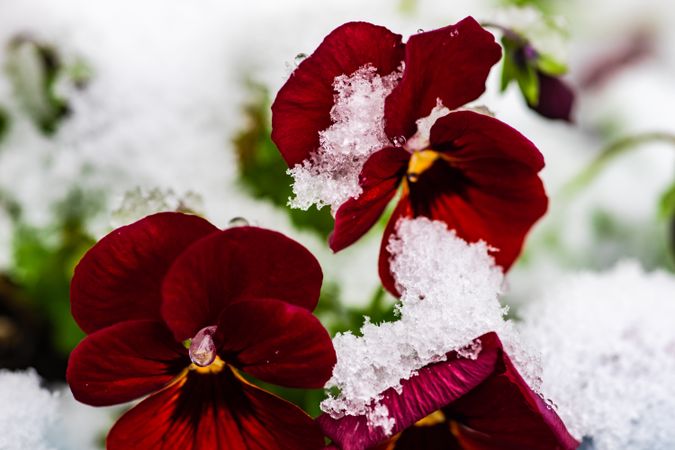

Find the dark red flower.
[
  {"left": 318, "top": 333, "right": 578, "bottom": 450},
  {"left": 66, "top": 212, "right": 336, "bottom": 450},
  {"left": 272, "top": 18, "right": 548, "bottom": 296}
]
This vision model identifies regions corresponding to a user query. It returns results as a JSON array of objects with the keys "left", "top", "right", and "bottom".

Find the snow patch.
[{"left": 520, "top": 262, "right": 675, "bottom": 450}]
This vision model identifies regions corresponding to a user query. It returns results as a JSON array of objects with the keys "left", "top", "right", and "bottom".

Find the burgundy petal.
[
  {"left": 107, "top": 366, "right": 325, "bottom": 450},
  {"left": 161, "top": 227, "right": 323, "bottom": 342},
  {"left": 373, "top": 423, "right": 463, "bottom": 450},
  {"left": 529, "top": 73, "right": 575, "bottom": 122},
  {"left": 215, "top": 298, "right": 335, "bottom": 389},
  {"left": 410, "top": 111, "right": 548, "bottom": 270},
  {"left": 318, "top": 333, "right": 502, "bottom": 450},
  {"left": 71, "top": 212, "right": 218, "bottom": 334},
  {"left": 444, "top": 351, "right": 578, "bottom": 449},
  {"left": 272, "top": 22, "right": 405, "bottom": 167},
  {"left": 384, "top": 17, "right": 501, "bottom": 140},
  {"left": 66, "top": 320, "right": 187, "bottom": 407},
  {"left": 330, "top": 147, "right": 409, "bottom": 252},
  {"left": 377, "top": 195, "right": 413, "bottom": 297}
]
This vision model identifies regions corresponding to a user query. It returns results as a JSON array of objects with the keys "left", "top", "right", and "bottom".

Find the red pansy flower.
[
  {"left": 66, "top": 212, "right": 336, "bottom": 450},
  {"left": 318, "top": 333, "right": 578, "bottom": 450},
  {"left": 272, "top": 17, "right": 548, "bottom": 296}
]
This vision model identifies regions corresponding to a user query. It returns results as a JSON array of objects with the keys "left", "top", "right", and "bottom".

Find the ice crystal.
[
  {"left": 321, "top": 217, "right": 516, "bottom": 434},
  {"left": 520, "top": 262, "right": 675, "bottom": 450},
  {"left": 0, "top": 370, "right": 57, "bottom": 450},
  {"left": 288, "top": 64, "right": 401, "bottom": 214}
]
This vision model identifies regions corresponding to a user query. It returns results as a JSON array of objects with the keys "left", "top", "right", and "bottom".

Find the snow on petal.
[
  {"left": 288, "top": 64, "right": 401, "bottom": 214},
  {"left": 320, "top": 217, "right": 539, "bottom": 435}
]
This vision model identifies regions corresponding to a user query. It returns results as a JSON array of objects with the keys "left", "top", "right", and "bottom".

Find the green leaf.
[
  {"left": 536, "top": 53, "right": 567, "bottom": 76},
  {"left": 500, "top": 38, "right": 519, "bottom": 92},
  {"left": 516, "top": 62, "right": 540, "bottom": 105},
  {"left": 659, "top": 181, "right": 675, "bottom": 219}
]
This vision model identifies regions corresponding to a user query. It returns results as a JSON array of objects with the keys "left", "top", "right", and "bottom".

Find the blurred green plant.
[
  {"left": 233, "top": 80, "right": 334, "bottom": 238},
  {"left": 0, "top": 106, "right": 9, "bottom": 143},
  {"left": 10, "top": 188, "right": 101, "bottom": 356},
  {"left": 5, "top": 36, "right": 91, "bottom": 135}
]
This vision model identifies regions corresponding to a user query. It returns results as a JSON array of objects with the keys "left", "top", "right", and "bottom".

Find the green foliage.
[
  {"left": 659, "top": 181, "right": 675, "bottom": 220},
  {"left": 233, "top": 81, "right": 334, "bottom": 239},
  {"left": 500, "top": 36, "right": 540, "bottom": 105},
  {"left": 11, "top": 188, "right": 101, "bottom": 354},
  {"left": 536, "top": 53, "right": 567, "bottom": 76},
  {"left": 0, "top": 106, "right": 9, "bottom": 143},
  {"left": 4, "top": 37, "right": 90, "bottom": 135}
]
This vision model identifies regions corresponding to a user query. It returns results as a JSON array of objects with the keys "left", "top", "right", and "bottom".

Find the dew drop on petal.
[
  {"left": 450, "top": 29, "right": 459, "bottom": 37},
  {"left": 392, "top": 136, "right": 406, "bottom": 147},
  {"left": 228, "top": 216, "right": 249, "bottom": 227},
  {"left": 416, "top": 28, "right": 424, "bottom": 33},
  {"left": 189, "top": 326, "right": 217, "bottom": 367}
]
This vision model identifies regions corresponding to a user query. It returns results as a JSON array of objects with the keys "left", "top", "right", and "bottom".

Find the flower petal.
[
  {"left": 528, "top": 73, "right": 575, "bottom": 122},
  {"left": 272, "top": 22, "right": 405, "bottom": 167},
  {"left": 384, "top": 17, "right": 501, "bottom": 140},
  {"left": 215, "top": 298, "right": 336, "bottom": 389},
  {"left": 444, "top": 351, "right": 578, "bottom": 450},
  {"left": 71, "top": 212, "right": 218, "bottom": 334},
  {"left": 66, "top": 320, "right": 187, "bottom": 407},
  {"left": 318, "top": 333, "right": 502, "bottom": 450},
  {"left": 107, "top": 366, "right": 325, "bottom": 450},
  {"left": 412, "top": 111, "right": 548, "bottom": 270},
  {"left": 377, "top": 196, "right": 413, "bottom": 297},
  {"left": 161, "top": 227, "right": 323, "bottom": 341},
  {"left": 330, "top": 147, "right": 409, "bottom": 252}
]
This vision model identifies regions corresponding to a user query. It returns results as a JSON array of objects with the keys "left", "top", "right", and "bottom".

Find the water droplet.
[
  {"left": 294, "top": 53, "right": 307, "bottom": 66},
  {"left": 408, "top": 173, "right": 420, "bottom": 183},
  {"left": 416, "top": 28, "right": 424, "bottom": 33},
  {"left": 228, "top": 217, "right": 249, "bottom": 227},
  {"left": 450, "top": 29, "right": 459, "bottom": 37},
  {"left": 392, "top": 136, "right": 407, "bottom": 147},
  {"left": 189, "top": 326, "right": 217, "bottom": 367}
]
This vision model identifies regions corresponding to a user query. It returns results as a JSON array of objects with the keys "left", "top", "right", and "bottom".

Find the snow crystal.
[
  {"left": 0, "top": 370, "right": 57, "bottom": 450},
  {"left": 110, "top": 186, "right": 204, "bottom": 227},
  {"left": 288, "top": 64, "right": 401, "bottom": 214},
  {"left": 520, "top": 262, "right": 675, "bottom": 450},
  {"left": 321, "top": 217, "right": 516, "bottom": 434}
]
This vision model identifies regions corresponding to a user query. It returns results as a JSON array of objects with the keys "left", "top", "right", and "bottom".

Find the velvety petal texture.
[
  {"left": 410, "top": 110, "right": 548, "bottom": 270},
  {"left": 68, "top": 213, "right": 335, "bottom": 449},
  {"left": 384, "top": 17, "right": 501, "bottom": 140},
  {"left": 272, "top": 22, "right": 405, "bottom": 167},
  {"left": 319, "top": 333, "right": 577, "bottom": 450},
  {"left": 71, "top": 213, "right": 217, "bottom": 334},
  {"left": 215, "top": 298, "right": 336, "bottom": 388},
  {"left": 108, "top": 367, "right": 325, "bottom": 450},
  {"left": 67, "top": 320, "right": 187, "bottom": 407},
  {"left": 330, "top": 147, "right": 409, "bottom": 252},
  {"left": 161, "top": 226, "right": 323, "bottom": 341}
]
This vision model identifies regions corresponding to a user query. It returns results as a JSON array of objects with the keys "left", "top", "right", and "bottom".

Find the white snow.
[
  {"left": 321, "top": 218, "right": 539, "bottom": 435},
  {"left": 520, "top": 262, "right": 675, "bottom": 450},
  {"left": 0, "top": 370, "right": 57, "bottom": 450}
]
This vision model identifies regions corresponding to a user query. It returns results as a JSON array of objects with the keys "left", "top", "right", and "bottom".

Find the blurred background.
[{"left": 0, "top": 0, "right": 673, "bottom": 448}]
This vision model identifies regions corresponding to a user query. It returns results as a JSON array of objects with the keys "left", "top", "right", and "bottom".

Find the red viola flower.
[
  {"left": 66, "top": 212, "right": 336, "bottom": 450},
  {"left": 272, "top": 17, "right": 548, "bottom": 296},
  {"left": 318, "top": 333, "right": 578, "bottom": 450}
]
